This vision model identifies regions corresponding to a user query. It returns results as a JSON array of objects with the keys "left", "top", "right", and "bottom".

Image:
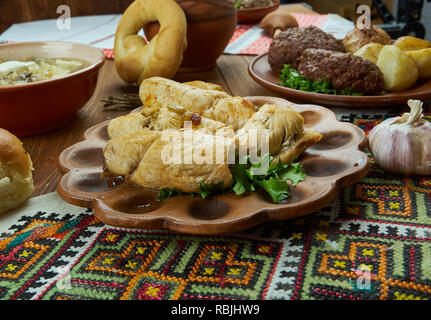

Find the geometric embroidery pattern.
[
  {"left": 38, "top": 230, "right": 282, "bottom": 300},
  {"left": 340, "top": 170, "right": 431, "bottom": 225},
  {"left": 0, "top": 111, "right": 430, "bottom": 300}
]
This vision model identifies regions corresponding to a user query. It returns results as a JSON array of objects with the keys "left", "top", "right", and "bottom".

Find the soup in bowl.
[{"left": 0, "top": 41, "right": 105, "bottom": 136}]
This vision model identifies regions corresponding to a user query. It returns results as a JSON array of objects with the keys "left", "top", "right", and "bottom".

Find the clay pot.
[
  {"left": 144, "top": 0, "right": 237, "bottom": 72},
  {"left": 237, "top": 0, "right": 280, "bottom": 24}
]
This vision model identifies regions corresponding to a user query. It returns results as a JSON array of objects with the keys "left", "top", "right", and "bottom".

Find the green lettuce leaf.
[
  {"left": 255, "top": 177, "right": 291, "bottom": 203},
  {"left": 156, "top": 154, "right": 307, "bottom": 203},
  {"left": 279, "top": 162, "right": 306, "bottom": 186}
]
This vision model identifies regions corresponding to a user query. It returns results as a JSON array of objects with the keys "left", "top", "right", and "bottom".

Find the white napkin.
[{"left": 0, "top": 15, "right": 125, "bottom": 49}]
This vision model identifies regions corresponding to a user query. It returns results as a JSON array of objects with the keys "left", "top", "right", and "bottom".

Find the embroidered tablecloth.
[{"left": 0, "top": 110, "right": 430, "bottom": 300}]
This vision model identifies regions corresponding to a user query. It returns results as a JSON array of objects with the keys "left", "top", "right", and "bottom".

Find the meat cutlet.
[
  {"left": 268, "top": 26, "right": 344, "bottom": 72},
  {"left": 297, "top": 48, "right": 385, "bottom": 95}
]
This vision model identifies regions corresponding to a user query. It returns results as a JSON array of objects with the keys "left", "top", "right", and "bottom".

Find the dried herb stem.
[{"left": 101, "top": 93, "right": 142, "bottom": 111}]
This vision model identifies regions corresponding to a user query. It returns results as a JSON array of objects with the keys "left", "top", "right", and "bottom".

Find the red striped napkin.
[{"left": 224, "top": 13, "right": 330, "bottom": 55}]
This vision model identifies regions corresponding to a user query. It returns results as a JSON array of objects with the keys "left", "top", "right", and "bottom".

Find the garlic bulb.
[{"left": 368, "top": 99, "right": 431, "bottom": 175}]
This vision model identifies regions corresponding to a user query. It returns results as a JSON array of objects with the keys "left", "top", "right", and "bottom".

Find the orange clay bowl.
[
  {"left": 237, "top": 0, "right": 280, "bottom": 24},
  {"left": 0, "top": 41, "right": 105, "bottom": 137},
  {"left": 57, "top": 96, "right": 370, "bottom": 235}
]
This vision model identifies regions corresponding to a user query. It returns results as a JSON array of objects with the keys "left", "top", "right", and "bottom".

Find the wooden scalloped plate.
[
  {"left": 249, "top": 53, "right": 431, "bottom": 108},
  {"left": 57, "top": 96, "right": 370, "bottom": 235}
]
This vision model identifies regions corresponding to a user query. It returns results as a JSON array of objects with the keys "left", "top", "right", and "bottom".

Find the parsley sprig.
[
  {"left": 156, "top": 154, "right": 306, "bottom": 203},
  {"left": 279, "top": 64, "right": 364, "bottom": 96},
  {"left": 234, "top": 2, "right": 242, "bottom": 9}
]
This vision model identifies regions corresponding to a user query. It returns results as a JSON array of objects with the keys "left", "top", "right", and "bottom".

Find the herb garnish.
[
  {"left": 101, "top": 93, "right": 141, "bottom": 111},
  {"left": 234, "top": 2, "right": 242, "bottom": 9},
  {"left": 156, "top": 154, "right": 306, "bottom": 203},
  {"left": 279, "top": 64, "right": 364, "bottom": 96}
]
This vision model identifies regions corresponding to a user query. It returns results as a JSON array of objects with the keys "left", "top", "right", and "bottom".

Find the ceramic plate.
[
  {"left": 249, "top": 53, "right": 431, "bottom": 108},
  {"left": 57, "top": 96, "right": 370, "bottom": 235}
]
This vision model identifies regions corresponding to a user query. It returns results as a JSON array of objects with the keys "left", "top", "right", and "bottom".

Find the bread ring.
[{"left": 114, "top": 0, "right": 187, "bottom": 85}]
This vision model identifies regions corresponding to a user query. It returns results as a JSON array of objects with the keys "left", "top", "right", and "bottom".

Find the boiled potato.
[
  {"left": 405, "top": 48, "right": 431, "bottom": 79},
  {"left": 353, "top": 43, "right": 384, "bottom": 64},
  {"left": 376, "top": 45, "right": 419, "bottom": 92},
  {"left": 393, "top": 36, "right": 431, "bottom": 52}
]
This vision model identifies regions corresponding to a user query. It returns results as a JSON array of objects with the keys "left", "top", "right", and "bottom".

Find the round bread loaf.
[
  {"left": 0, "top": 129, "right": 34, "bottom": 214},
  {"left": 343, "top": 25, "right": 392, "bottom": 54}
]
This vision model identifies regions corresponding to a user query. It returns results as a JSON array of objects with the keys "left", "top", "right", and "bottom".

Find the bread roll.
[
  {"left": 0, "top": 129, "right": 34, "bottom": 214},
  {"left": 344, "top": 25, "right": 392, "bottom": 54}
]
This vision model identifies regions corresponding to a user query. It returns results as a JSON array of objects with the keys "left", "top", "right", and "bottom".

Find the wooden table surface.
[{"left": 20, "top": 4, "right": 322, "bottom": 198}]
